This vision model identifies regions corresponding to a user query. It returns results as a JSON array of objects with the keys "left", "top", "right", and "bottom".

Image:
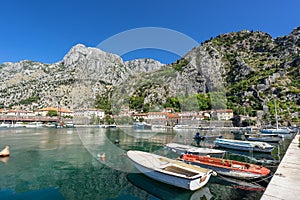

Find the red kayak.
[{"left": 180, "top": 154, "right": 270, "bottom": 180}]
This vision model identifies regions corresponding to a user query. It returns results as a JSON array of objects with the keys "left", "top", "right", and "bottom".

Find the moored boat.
[
  {"left": 133, "top": 122, "right": 152, "bottom": 130},
  {"left": 165, "top": 143, "right": 226, "bottom": 158},
  {"left": 173, "top": 124, "right": 189, "bottom": 129},
  {"left": 127, "top": 150, "right": 216, "bottom": 191},
  {"left": 25, "top": 122, "right": 44, "bottom": 128},
  {"left": 11, "top": 122, "right": 25, "bottom": 128},
  {"left": 179, "top": 154, "right": 270, "bottom": 180},
  {"left": 260, "top": 127, "right": 291, "bottom": 135},
  {"left": 0, "top": 145, "right": 10, "bottom": 157},
  {"left": 245, "top": 134, "right": 281, "bottom": 143},
  {"left": 214, "top": 139, "right": 274, "bottom": 153},
  {"left": 65, "top": 122, "right": 74, "bottom": 128},
  {"left": 0, "top": 123, "right": 10, "bottom": 129},
  {"left": 259, "top": 99, "right": 291, "bottom": 135}
]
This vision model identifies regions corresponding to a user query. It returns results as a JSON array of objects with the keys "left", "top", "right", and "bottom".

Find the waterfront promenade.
[{"left": 261, "top": 133, "right": 300, "bottom": 200}]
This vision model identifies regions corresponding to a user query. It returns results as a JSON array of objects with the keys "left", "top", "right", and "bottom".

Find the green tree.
[
  {"left": 46, "top": 110, "right": 58, "bottom": 117},
  {"left": 105, "top": 115, "right": 115, "bottom": 125},
  {"left": 196, "top": 93, "right": 211, "bottom": 110},
  {"left": 19, "top": 96, "right": 39, "bottom": 105},
  {"left": 179, "top": 95, "right": 199, "bottom": 111},
  {"left": 95, "top": 94, "right": 112, "bottom": 114},
  {"left": 164, "top": 97, "right": 181, "bottom": 112},
  {"left": 242, "top": 119, "right": 256, "bottom": 126},
  {"left": 210, "top": 92, "right": 227, "bottom": 109},
  {"left": 129, "top": 95, "right": 145, "bottom": 112}
]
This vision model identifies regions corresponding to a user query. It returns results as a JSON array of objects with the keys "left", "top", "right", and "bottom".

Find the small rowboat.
[
  {"left": 246, "top": 134, "right": 281, "bottom": 143},
  {"left": 165, "top": 143, "right": 226, "bottom": 158},
  {"left": 179, "top": 154, "right": 270, "bottom": 180},
  {"left": 0, "top": 146, "right": 10, "bottom": 157},
  {"left": 127, "top": 150, "right": 216, "bottom": 191}
]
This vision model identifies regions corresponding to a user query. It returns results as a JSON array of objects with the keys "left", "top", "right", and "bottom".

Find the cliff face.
[
  {"left": 0, "top": 27, "right": 299, "bottom": 123},
  {"left": 0, "top": 44, "right": 164, "bottom": 110},
  {"left": 114, "top": 27, "right": 299, "bottom": 123}
]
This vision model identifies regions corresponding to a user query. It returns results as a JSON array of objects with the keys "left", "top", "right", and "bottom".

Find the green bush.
[{"left": 46, "top": 110, "right": 58, "bottom": 117}]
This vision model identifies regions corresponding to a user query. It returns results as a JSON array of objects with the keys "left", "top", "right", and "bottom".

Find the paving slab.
[{"left": 261, "top": 134, "right": 300, "bottom": 200}]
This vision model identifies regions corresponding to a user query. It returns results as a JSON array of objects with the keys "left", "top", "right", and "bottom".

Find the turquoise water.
[{"left": 0, "top": 128, "right": 291, "bottom": 200}]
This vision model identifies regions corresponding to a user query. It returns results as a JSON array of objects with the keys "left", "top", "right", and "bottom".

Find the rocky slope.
[
  {"left": 0, "top": 44, "right": 164, "bottom": 110},
  {"left": 114, "top": 27, "right": 300, "bottom": 124},
  {"left": 0, "top": 27, "right": 299, "bottom": 124}
]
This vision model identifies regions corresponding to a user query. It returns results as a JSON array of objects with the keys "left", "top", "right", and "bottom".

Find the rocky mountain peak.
[
  {"left": 291, "top": 26, "right": 300, "bottom": 35},
  {"left": 62, "top": 44, "right": 123, "bottom": 69},
  {"left": 125, "top": 58, "right": 164, "bottom": 73}
]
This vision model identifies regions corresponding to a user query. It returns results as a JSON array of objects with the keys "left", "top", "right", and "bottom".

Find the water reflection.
[
  {"left": 223, "top": 149, "right": 279, "bottom": 165},
  {"left": 211, "top": 176, "right": 266, "bottom": 191},
  {"left": 0, "top": 156, "right": 9, "bottom": 164},
  {"left": 0, "top": 127, "right": 294, "bottom": 200},
  {"left": 127, "top": 173, "right": 213, "bottom": 200},
  {"left": 0, "top": 187, "right": 64, "bottom": 200},
  {"left": 76, "top": 128, "right": 135, "bottom": 173}
]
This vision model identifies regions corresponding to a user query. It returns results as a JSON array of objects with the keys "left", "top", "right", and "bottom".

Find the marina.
[{"left": 0, "top": 127, "right": 297, "bottom": 199}]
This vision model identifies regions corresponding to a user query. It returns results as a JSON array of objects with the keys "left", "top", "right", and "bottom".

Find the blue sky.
[{"left": 1, "top": 0, "right": 300, "bottom": 64}]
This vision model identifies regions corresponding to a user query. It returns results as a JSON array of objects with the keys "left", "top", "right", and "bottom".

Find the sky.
[{"left": 0, "top": 0, "right": 300, "bottom": 64}]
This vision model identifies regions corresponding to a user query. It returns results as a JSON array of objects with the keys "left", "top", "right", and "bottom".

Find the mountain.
[
  {"left": 0, "top": 44, "right": 164, "bottom": 110},
  {"left": 113, "top": 27, "right": 300, "bottom": 125},
  {"left": 0, "top": 27, "right": 299, "bottom": 125}
]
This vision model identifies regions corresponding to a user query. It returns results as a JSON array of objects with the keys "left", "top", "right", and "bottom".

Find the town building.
[
  {"left": 6, "top": 110, "right": 35, "bottom": 117},
  {"left": 216, "top": 109, "right": 234, "bottom": 120},
  {"left": 36, "top": 107, "right": 74, "bottom": 117},
  {"left": 73, "top": 108, "right": 105, "bottom": 119}
]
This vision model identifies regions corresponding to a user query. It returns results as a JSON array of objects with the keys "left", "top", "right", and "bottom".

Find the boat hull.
[
  {"left": 184, "top": 161, "right": 265, "bottom": 180},
  {"left": 127, "top": 150, "right": 214, "bottom": 191},
  {"left": 260, "top": 129, "right": 290, "bottom": 134},
  {"left": 165, "top": 143, "right": 225, "bottom": 158},
  {"left": 191, "top": 162, "right": 264, "bottom": 180},
  {"left": 214, "top": 139, "right": 274, "bottom": 153},
  {"left": 0, "top": 146, "right": 10, "bottom": 157},
  {"left": 180, "top": 154, "right": 270, "bottom": 180},
  {"left": 133, "top": 123, "right": 152, "bottom": 130},
  {"left": 215, "top": 142, "right": 273, "bottom": 153},
  {"left": 247, "top": 136, "right": 281, "bottom": 143},
  {"left": 131, "top": 160, "right": 211, "bottom": 191}
]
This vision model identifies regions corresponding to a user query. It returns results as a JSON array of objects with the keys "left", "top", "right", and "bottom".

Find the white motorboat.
[
  {"left": 165, "top": 143, "right": 226, "bottom": 158},
  {"left": 214, "top": 139, "right": 274, "bottom": 153}
]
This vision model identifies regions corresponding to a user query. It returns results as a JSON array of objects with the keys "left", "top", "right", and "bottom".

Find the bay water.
[{"left": 0, "top": 127, "right": 291, "bottom": 200}]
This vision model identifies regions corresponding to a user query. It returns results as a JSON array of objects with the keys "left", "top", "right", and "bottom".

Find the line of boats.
[
  {"left": 126, "top": 135, "right": 283, "bottom": 191},
  {"left": 0, "top": 122, "right": 57, "bottom": 128},
  {"left": 0, "top": 121, "right": 77, "bottom": 129}
]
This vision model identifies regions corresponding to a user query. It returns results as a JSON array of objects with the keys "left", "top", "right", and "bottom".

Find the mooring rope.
[{"left": 251, "top": 173, "right": 274, "bottom": 184}]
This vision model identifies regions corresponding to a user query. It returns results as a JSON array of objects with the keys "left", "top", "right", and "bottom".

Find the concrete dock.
[{"left": 261, "top": 133, "right": 300, "bottom": 200}]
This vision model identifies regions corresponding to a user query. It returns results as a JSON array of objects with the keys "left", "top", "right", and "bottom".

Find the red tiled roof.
[
  {"left": 38, "top": 107, "right": 73, "bottom": 113},
  {"left": 166, "top": 113, "right": 179, "bottom": 118},
  {"left": 7, "top": 110, "right": 33, "bottom": 113},
  {"left": 216, "top": 109, "right": 233, "bottom": 113},
  {"left": 148, "top": 112, "right": 166, "bottom": 115}
]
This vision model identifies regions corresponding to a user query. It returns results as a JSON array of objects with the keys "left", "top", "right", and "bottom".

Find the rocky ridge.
[
  {"left": 0, "top": 44, "right": 164, "bottom": 110},
  {"left": 0, "top": 27, "right": 299, "bottom": 124}
]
